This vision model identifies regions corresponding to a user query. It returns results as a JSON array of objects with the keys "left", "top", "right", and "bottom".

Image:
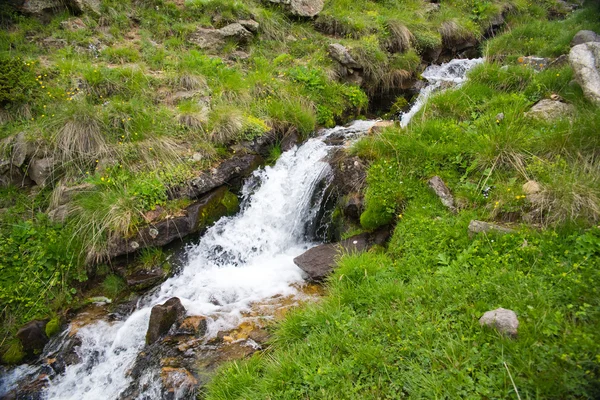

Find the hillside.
[{"left": 1, "top": 0, "right": 600, "bottom": 398}]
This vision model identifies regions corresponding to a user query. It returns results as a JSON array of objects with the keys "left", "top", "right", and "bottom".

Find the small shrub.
[
  {"left": 102, "top": 274, "right": 127, "bottom": 299},
  {"left": 0, "top": 56, "right": 38, "bottom": 107}
]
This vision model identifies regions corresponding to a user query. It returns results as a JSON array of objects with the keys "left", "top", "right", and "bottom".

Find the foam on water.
[
  {"left": 33, "top": 120, "right": 376, "bottom": 400},
  {"left": 400, "top": 58, "right": 484, "bottom": 127}
]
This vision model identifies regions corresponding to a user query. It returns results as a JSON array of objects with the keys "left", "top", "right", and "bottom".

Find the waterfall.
[
  {"left": 400, "top": 58, "right": 484, "bottom": 127},
  {"left": 14, "top": 120, "right": 376, "bottom": 400}
]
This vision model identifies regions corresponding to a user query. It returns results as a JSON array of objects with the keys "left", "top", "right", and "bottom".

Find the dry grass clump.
[
  {"left": 208, "top": 105, "right": 245, "bottom": 145},
  {"left": 55, "top": 112, "right": 109, "bottom": 164},
  {"left": 439, "top": 20, "right": 477, "bottom": 49},
  {"left": 176, "top": 74, "right": 207, "bottom": 91},
  {"left": 385, "top": 21, "right": 414, "bottom": 53},
  {"left": 530, "top": 156, "right": 600, "bottom": 226}
]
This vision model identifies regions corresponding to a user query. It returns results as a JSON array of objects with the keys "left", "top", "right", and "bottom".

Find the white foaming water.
[
  {"left": 36, "top": 120, "right": 376, "bottom": 400},
  {"left": 400, "top": 58, "right": 484, "bottom": 127}
]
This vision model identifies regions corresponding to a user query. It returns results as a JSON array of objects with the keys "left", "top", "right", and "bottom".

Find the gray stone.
[
  {"left": 27, "top": 157, "right": 57, "bottom": 186},
  {"left": 268, "top": 0, "right": 324, "bottom": 17},
  {"left": 428, "top": 176, "right": 456, "bottom": 212},
  {"left": 189, "top": 23, "right": 253, "bottom": 50},
  {"left": 468, "top": 220, "right": 515, "bottom": 235},
  {"left": 571, "top": 30, "right": 600, "bottom": 47},
  {"left": 525, "top": 99, "right": 575, "bottom": 121},
  {"left": 479, "top": 308, "right": 519, "bottom": 337},
  {"left": 569, "top": 42, "right": 600, "bottom": 106},
  {"left": 11, "top": 131, "right": 38, "bottom": 167},
  {"left": 146, "top": 298, "right": 186, "bottom": 345},
  {"left": 329, "top": 150, "right": 367, "bottom": 195},
  {"left": 47, "top": 204, "right": 71, "bottom": 223},
  {"left": 328, "top": 43, "right": 360, "bottom": 70},
  {"left": 238, "top": 19, "right": 260, "bottom": 33}
]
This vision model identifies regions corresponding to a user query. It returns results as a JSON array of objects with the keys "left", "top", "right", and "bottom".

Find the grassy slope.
[
  {"left": 205, "top": 4, "right": 600, "bottom": 399},
  {"left": 0, "top": 0, "right": 535, "bottom": 356}
]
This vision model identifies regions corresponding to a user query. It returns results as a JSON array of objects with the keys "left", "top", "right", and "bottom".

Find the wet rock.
[
  {"left": 280, "top": 129, "right": 300, "bottom": 152},
  {"left": 479, "top": 308, "right": 519, "bottom": 337},
  {"left": 160, "top": 367, "right": 198, "bottom": 399},
  {"left": 126, "top": 268, "right": 167, "bottom": 291},
  {"left": 268, "top": 0, "right": 324, "bottom": 17},
  {"left": 571, "top": 30, "right": 600, "bottom": 47},
  {"left": 189, "top": 23, "right": 253, "bottom": 50},
  {"left": 17, "top": 320, "right": 49, "bottom": 356},
  {"left": 343, "top": 193, "right": 363, "bottom": 221},
  {"left": 468, "top": 220, "right": 515, "bottom": 236},
  {"left": 329, "top": 150, "right": 367, "bottom": 195},
  {"left": 108, "top": 187, "right": 239, "bottom": 259},
  {"left": 27, "top": 157, "right": 57, "bottom": 186},
  {"left": 525, "top": 99, "right": 575, "bottom": 121},
  {"left": 176, "top": 316, "right": 208, "bottom": 337},
  {"left": 428, "top": 176, "right": 457, "bottom": 212},
  {"left": 369, "top": 120, "right": 395, "bottom": 134},
  {"left": 517, "top": 56, "right": 549, "bottom": 71},
  {"left": 146, "top": 298, "right": 186, "bottom": 345},
  {"left": 177, "top": 154, "right": 262, "bottom": 200},
  {"left": 294, "top": 228, "right": 390, "bottom": 281},
  {"left": 569, "top": 42, "right": 600, "bottom": 106}
]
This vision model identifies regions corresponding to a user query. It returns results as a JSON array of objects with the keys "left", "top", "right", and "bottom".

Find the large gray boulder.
[
  {"left": 8, "top": 0, "right": 100, "bottom": 18},
  {"left": 479, "top": 308, "right": 519, "bottom": 337},
  {"left": 268, "top": 0, "right": 324, "bottom": 17},
  {"left": 17, "top": 320, "right": 49, "bottom": 355},
  {"left": 571, "top": 30, "right": 600, "bottom": 47},
  {"left": 569, "top": 42, "right": 600, "bottom": 106},
  {"left": 146, "top": 297, "right": 186, "bottom": 345}
]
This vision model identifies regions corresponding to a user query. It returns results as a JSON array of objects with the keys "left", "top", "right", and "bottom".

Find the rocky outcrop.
[
  {"left": 175, "top": 316, "right": 208, "bottom": 337},
  {"left": 479, "top": 308, "right": 519, "bottom": 337},
  {"left": 294, "top": 228, "right": 390, "bottom": 281},
  {"left": 468, "top": 220, "right": 515, "bottom": 236},
  {"left": 571, "top": 30, "right": 600, "bottom": 47},
  {"left": 428, "top": 176, "right": 457, "bottom": 212},
  {"left": 267, "top": 0, "right": 324, "bottom": 17},
  {"left": 328, "top": 43, "right": 363, "bottom": 85},
  {"left": 525, "top": 99, "right": 575, "bottom": 121},
  {"left": 17, "top": 320, "right": 49, "bottom": 356},
  {"left": 146, "top": 298, "right": 186, "bottom": 345},
  {"left": 125, "top": 268, "right": 167, "bottom": 292},
  {"left": 174, "top": 154, "right": 262, "bottom": 200},
  {"left": 329, "top": 150, "right": 367, "bottom": 195},
  {"left": 569, "top": 42, "right": 600, "bottom": 106},
  {"left": 8, "top": 0, "right": 99, "bottom": 19},
  {"left": 189, "top": 22, "right": 255, "bottom": 51},
  {"left": 108, "top": 186, "right": 239, "bottom": 259}
]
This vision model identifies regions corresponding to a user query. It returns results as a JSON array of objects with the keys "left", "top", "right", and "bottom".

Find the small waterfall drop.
[
  {"left": 27, "top": 120, "right": 376, "bottom": 400},
  {"left": 400, "top": 58, "right": 484, "bottom": 127}
]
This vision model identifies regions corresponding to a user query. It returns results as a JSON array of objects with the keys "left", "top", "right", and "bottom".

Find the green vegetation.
[{"left": 205, "top": 3, "right": 600, "bottom": 399}]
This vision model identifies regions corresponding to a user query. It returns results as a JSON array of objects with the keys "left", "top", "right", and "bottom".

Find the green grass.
[
  {"left": 205, "top": 4, "right": 600, "bottom": 398},
  {"left": 207, "top": 201, "right": 600, "bottom": 399}
]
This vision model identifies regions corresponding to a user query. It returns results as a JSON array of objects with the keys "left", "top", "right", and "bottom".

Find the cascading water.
[
  {"left": 1, "top": 120, "right": 376, "bottom": 400},
  {"left": 400, "top": 58, "right": 484, "bottom": 127}
]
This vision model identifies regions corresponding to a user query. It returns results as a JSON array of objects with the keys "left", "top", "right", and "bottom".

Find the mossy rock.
[
  {"left": 196, "top": 187, "right": 240, "bottom": 229},
  {"left": 45, "top": 317, "right": 61, "bottom": 338}
]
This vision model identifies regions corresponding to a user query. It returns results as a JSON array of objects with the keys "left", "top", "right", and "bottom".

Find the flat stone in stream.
[{"left": 294, "top": 228, "right": 390, "bottom": 281}]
